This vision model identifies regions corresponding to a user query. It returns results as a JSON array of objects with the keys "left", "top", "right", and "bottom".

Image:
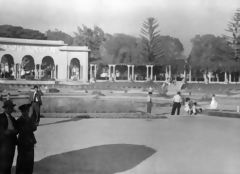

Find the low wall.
[{"left": 0, "top": 96, "right": 149, "bottom": 115}]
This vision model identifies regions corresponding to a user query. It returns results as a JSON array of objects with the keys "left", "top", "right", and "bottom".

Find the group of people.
[
  {"left": 146, "top": 87, "right": 218, "bottom": 116},
  {"left": 171, "top": 92, "right": 217, "bottom": 115},
  {"left": 0, "top": 85, "right": 43, "bottom": 174}
]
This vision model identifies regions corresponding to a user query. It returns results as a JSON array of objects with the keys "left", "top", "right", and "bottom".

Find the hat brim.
[{"left": 2, "top": 104, "right": 16, "bottom": 109}]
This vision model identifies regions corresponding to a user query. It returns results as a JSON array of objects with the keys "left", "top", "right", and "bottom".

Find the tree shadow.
[
  {"left": 33, "top": 144, "right": 156, "bottom": 174},
  {"left": 39, "top": 115, "right": 90, "bottom": 126}
]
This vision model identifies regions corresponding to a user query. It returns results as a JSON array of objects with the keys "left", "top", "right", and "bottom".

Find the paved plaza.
[{"left": 12, "top": 114, "right": 240, "bottom": 174}]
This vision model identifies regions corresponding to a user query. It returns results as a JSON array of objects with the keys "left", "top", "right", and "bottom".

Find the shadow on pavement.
[
  {"left": 39, "top": 115, "right": 90, "bottom": 126},
  {"left": 33, "top": 144, "right": 156, "bottom": 174}
]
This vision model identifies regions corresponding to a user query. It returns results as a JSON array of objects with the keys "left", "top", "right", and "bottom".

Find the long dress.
[{"left": 210, "top": 97, "right": 218, "bottom": 109}]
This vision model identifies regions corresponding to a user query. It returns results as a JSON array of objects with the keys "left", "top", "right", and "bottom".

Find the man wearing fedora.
[
  {"left": 0, "top": 100, "right": 18, "bottom": 174},
  {"left": 29, "top": 85, "right": 43, "bottom": 126}
]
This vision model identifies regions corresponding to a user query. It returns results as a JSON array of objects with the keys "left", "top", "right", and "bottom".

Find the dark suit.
[
  {"left": 0, "top": 113, "right": 18, "bottom": 174},
  {"left": 16, "top": 116, "right": 37, "bottom": 174},
  {"left": 29, "top": 90, "right": 43, "bottom": 124}
]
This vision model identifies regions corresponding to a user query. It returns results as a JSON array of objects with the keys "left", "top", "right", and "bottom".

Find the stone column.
[
  {"left": 113, "top": 65, "right": 116, "bottom": 81},
  {"left": 229, "top": 73, "right": 232, "bottom": 83},
  {"left": 165, "top": 65, "right": 168, "bottom": 81},
  {"left": 169, "top": 65, "right": 171, "bottom": 80},
  {"left": 90, "top": 64, "right": 93, "bottom": 79},
  {"left": 34, "top": 64, "right": 38, "bottom": 79},
  {"left": 108, "top": 65, "right": 112, "bottom": 80},
  {"left": 55, "top": 65, "right": 58, "bottom": 80},
  {"left": 127, "top": 65, "right": 130, "bottom": 81},
  {"left": 150, "top": 65, "right": 153, "bottom": 80},
  {"left": 224, "top": 72, "right": 228, "bottom": 83},
  {"left": 94, "top": 64, "right": 97, "bottom": 79},
  {"left": 216, "top": 74, "right": 219, "bottom": 82},
  {"left": 132, "top": 65, "right": 135, "bottom": 81},
  {"left": 208, "top": 72, "right": 211, "bottom": 83}
]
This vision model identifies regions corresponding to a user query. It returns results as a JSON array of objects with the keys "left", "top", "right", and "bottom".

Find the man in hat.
[
  {"left": 0, "top": 100, "right": 18, "bottom": 174},
  {"left": 16, "top": 104, "right": 37, "bottom": 174},
  {"left": 29, "top": 85, "right": 43, "bottom": 126}
]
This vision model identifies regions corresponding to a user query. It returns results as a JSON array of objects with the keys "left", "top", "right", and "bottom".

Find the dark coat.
[
  {"left": 0, "top": 112, "right": 18, "bottom": 174},
  {"left": 16, "top": 116, "right": 37, "bottom": 174},
  {"left": 29, "top": 90, "right": 43, "bottom": 105},
  {"left": 16, "top": 116, "right": 37, "bottom": 148}
]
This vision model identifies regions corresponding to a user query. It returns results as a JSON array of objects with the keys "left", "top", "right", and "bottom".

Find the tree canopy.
[
  {"left": 189, "top": 34, "right": 237, "bottom": 72},
  {"left": 101, "top": 34, "right": 143, "bottom": 64},
  {"left": 225, "top": 8, "right": 240, "bottom": 60},
  {"left": 140, "top": 17, "right": 164, "bottom": 64},
  {"left": 0, "top": 25, "right": 46, "bottom": 39},
  {"left": 73, "top": 25, "right": 105, "bottom": 61},
  {"left": 46, "top": 29, "right": 73, "bottom": 45}
]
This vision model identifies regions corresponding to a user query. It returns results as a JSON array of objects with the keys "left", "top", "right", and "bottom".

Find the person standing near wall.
[
  {"left": 147, "top": 92, "right": 153, "bottom": 114},
  {"left": 29, "top": 85, "right": 43, "bottom": 126},
  {"left": 171, "top": 91, "right": 182, "bottom": 115}
]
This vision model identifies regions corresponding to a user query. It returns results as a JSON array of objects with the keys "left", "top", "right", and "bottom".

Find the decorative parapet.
[{"left": 0, "top": 37, "right": 67, "bottom": 46}]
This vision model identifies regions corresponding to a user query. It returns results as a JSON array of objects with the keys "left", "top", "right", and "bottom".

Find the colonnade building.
[{"left": 0, "top": 37, "right": 90, "bottom": 83}]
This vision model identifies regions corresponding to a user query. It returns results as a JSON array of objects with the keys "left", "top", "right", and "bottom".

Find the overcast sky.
[{"left": 0, "top": 0, "right": 239, "bottom": 55}]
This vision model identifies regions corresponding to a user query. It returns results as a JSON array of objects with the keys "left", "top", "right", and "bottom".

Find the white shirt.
[
  {"left": 5, "top": 113, "right": 15, "bottom": 130},
  {"left": 33, "top": 91, "right": 39, "bottom": 102},
  {"left": 173, "top": 94, "right": 182, "bottom": 103}
]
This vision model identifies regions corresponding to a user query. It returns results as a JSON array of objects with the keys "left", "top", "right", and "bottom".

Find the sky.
[{"left": 0, "top": 0, "right": 239, "bottom": 55}]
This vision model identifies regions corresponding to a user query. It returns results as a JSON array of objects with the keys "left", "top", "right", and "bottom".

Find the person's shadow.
[{"left": 28, "top": 144, "right": 155, "bottom": 174}]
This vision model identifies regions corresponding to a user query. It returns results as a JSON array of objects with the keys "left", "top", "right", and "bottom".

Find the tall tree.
[
  {"left": 46, "top": 29, "right": 73, "bottom": 45},
  {"left": 73, "top": 25, "right": 105, "bottom": 62},
  {"left": 0, "top": 25, "right": 46, "bottom": 39},
  {"left": 140, "top": 17, "right": 164, "bottom": 64},
  {"left": 189, "top": 34, "right": 235, "bottom": 82},
  {"left": 101, "top": 34, "right": 143, "bottom": 64},
  {"left": 225, "top": 8, "right": 240, "bottom": 60}
]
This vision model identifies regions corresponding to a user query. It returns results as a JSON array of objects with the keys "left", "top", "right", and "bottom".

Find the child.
[
  {"left": 184, "top": 97, "right": 192, "bottom": 115},
  {"left": 192, "top": 102, "right": 203, "bottom": 115}
]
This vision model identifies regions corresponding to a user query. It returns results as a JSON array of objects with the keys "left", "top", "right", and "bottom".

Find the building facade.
[{"left": 0, "top": 37, "right": 90, "bottom": 82}]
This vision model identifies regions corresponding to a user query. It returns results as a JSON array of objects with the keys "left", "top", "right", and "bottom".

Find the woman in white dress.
[{"left": 210, "top": 94, "right": 218, "bottom": 109}]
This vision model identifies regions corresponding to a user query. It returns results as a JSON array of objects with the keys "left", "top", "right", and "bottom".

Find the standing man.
[
  {"left": 29, "top": 85, "right": 43, "bottom": 126},
  {"left": 0, "top": 100, "right": 18, "bottom": 174},
  {"left": 16, "top": 104, "right": 37, "bottom": 174},
  {"left": 171, "top": 91, "right": 182, "bottom": 115}
]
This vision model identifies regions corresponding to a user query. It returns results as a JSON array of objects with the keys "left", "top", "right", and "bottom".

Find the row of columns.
[
  {"left": 90, "top": 64, "right": 162, "bottom": 81},
  {"left": 0, "top": 63, "right": 57, "bottom": 80}
]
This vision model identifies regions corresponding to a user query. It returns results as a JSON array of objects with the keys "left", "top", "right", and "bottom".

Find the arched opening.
[
  {"left": 21, "top": 55, "right": 35, "bottom": 80},
  {"left": 41, "top": 56, "right": 55, "bottom": 80},
  {"left": 69, "top": 58, "right": 80, "bottom": 80},
  {"left": 0, "top": 54, "right": 15, "bottom": 79}
]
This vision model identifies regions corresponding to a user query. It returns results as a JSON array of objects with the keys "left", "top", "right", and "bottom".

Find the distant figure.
[
  {"left": 192, "top": 102, "right": 203, "bottom": 115},
  {"left": 6, "top": 93, "right": 11, "bottom": 101},
  {"left": 184, "top": 97, "right": 192, "bottom": 115},
  {"left": 148, "top": 86, "right": 153, "bottom": 95},
  {"left": 210, "top": 94, "right": 218, "bottom": 109},
  {"left": 0, "top": 100, "right": 18, "bottom": 174},
  {"left": 16, "top": 104, "right": 37, "bottom": 174},
  {"left": 147, "top": 92, "right": 153, "bottom": 114},
  {"left": 171, "top": 91, "right": 182, "bottom": 115},
  {"left": 29, "top": 85, "right": 43, "bottom": 126}
]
